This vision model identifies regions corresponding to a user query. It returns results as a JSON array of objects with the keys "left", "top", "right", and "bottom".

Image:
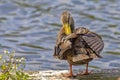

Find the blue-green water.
[{"left": 0, "top": 0, "right": 120, "bottom": 70}]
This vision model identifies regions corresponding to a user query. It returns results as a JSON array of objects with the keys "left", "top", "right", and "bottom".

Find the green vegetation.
[{"left": 0, "top": 50, "right": 29, "bottom": 80}]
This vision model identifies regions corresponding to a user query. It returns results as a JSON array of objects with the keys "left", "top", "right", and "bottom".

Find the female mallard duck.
[{"left": 53, "top": 11, "right": 104, "bottom": 77}]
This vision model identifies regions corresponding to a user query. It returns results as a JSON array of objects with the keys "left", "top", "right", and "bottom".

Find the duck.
[{"left": 53, "top": 11, "right": 104, "bottom": 77}]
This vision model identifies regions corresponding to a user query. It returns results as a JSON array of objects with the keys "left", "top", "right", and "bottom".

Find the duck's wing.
[
  {"left": 74, "top": 27, "right": 104, "bottom": 55},
  {"left": 82, "top": 32, "right": 104, "bottom": 55},
  {"left": 72, "top": 27, "right": 104, "bottom": 62},
  {"left": 53, "top": 39, "right": 72, "bottom": 60}
]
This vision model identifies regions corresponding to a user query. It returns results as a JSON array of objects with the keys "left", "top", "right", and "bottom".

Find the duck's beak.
[{"left": 64, "top": 23, "right": 71, "bottom": 35}]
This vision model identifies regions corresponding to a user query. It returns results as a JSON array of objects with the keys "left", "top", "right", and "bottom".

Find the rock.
[
  {"left": 29, "top": 70, "right": 73, "bottom": 80},
  {"left": 28, "top": 69, "right": 120, "bottom": 80}
]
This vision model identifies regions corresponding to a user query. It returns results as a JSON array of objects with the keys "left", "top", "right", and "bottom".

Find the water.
[{"left": 0, "top": 0, "right": 120, "bottom": 71}]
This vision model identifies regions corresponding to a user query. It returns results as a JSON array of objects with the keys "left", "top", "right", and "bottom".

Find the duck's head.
[{"left": 61, "top": 11, "right": 74, "bottom": 35}]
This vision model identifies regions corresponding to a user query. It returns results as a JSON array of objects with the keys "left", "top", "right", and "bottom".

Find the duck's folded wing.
[
  {"left": 82, "top": 32, "right": 104, "bottom": 54},
  {"left": 53, "top": 39, "right": 72, "bottom": 60}
]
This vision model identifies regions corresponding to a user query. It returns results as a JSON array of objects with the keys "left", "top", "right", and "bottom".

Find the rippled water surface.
[{"left": 0, "top": 0, "right": 120, "bottom": 70}]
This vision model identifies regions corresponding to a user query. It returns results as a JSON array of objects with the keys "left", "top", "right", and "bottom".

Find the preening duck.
[{"left": 53, "top": 11, "right": 104, "bottom": 77}]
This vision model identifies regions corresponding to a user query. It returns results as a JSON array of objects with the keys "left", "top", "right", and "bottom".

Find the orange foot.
[
  {"left": 76, "top": 70, "right": 92, "bottom": 76},
  {"left": 62, "top": 73, "right": 76, "bottom": 78}
]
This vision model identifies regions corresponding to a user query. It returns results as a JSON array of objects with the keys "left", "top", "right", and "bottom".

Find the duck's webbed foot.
[
  {"left": 75, "top": 70, "right": 92, "bottom": 76},
  {"left": 62, "top": 73, "right": 76, "bottom": 78},
  {"left": 76, "top": 63, "right": 92, "bottom": 76},
  {"left": 81, "top": 70, "right": 92, "bottom": 75}
]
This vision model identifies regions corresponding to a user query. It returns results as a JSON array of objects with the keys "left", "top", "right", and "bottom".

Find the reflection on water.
[{"left": 0, "top": 0, "right": 120, "bottom": 70}]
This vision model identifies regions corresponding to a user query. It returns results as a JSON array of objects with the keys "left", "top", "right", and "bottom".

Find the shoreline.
[{"left": 27, "top": 68, "right": 120, "bottom": 80}]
